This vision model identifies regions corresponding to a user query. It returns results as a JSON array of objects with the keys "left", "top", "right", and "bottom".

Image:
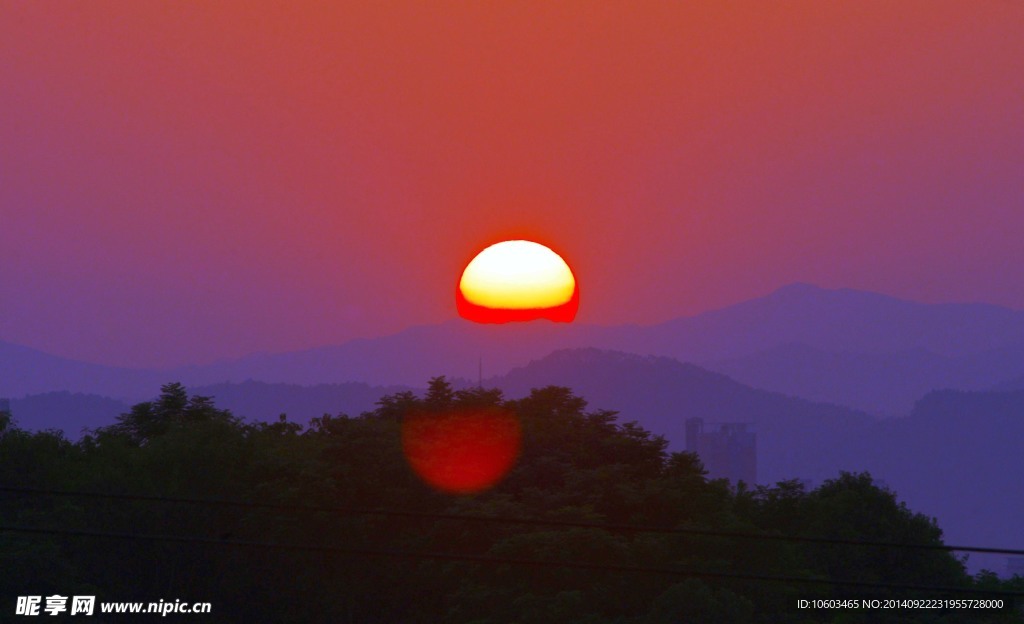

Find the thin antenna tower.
[{"left": 478, "top": 356, "right": 483, "bottom": 389}]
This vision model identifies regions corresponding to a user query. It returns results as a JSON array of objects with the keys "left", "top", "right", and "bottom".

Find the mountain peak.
[{"left": 771, "top": 282, "right": 827, "bottom": 297}]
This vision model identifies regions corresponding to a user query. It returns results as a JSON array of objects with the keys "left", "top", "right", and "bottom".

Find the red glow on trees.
[{"left": 401, "top": 407, "right": 522, "bottom": 494}]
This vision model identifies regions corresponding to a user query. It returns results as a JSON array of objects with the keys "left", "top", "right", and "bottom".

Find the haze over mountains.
[
  {"left": 4, "top": 283, "right": 1024, "bottom": 417},
  {"left": 838, "top": 387, "right": 1024, "bottom": 574},
  {"left": 473, "top": 349, "right": 875, "bottom": 483},
  {"left": 9, "top": 349, "right": 874, "bottom": 479},
  {"left": 4, "top": 280, "right": 1024, "bottom": 575},
  {"left": 709, "top": 341, "right": 1024, "bottom": 415}
]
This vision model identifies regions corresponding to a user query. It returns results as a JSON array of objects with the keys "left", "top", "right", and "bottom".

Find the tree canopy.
[{"left": 0, "top": 378, "right": 1019, "bottom": 622}]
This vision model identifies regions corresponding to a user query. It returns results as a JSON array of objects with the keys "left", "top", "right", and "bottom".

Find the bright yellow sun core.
[{"left": 459, "top": 241, "right": 575, "bottom": 309}]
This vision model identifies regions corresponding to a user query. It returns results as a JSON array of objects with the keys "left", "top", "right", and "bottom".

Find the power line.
[
  {"left": 1, "top": 523, "right": 1020, "bottom": 598},
  {"left": 4, "top": 484, "right": 1024, "bottom": 557}
]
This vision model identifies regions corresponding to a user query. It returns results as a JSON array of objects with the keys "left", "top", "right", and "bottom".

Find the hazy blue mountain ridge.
[
  {"left": 706, "top": 341, "right": 1024, "bottom": 415},
  {"left": 6, "top": 283, "right": 1024, "bottom": 419}
]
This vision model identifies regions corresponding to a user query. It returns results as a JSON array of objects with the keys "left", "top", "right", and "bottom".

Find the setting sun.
[{"left": 457, "top": 240, "right": 578, "bottom": 323}]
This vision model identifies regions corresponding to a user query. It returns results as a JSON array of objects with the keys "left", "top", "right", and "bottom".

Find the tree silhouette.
[{"left": 0, "top": 381, "right": 1016, "bottom": 623}]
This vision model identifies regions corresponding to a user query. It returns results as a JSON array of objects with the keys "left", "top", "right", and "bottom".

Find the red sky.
[{"left": 2, "top": 2, "right": 1023, "bottom": 368}]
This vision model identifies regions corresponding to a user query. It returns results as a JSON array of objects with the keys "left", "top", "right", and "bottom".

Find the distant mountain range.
[
  {"left": 7, "top": 392, "right": 130, "bottom": 436},
  {"left": 0, "top": 341, "right": 162, "bottom": 401},
  {"left": 707, "top": 342, "right": 1024, "bottom": 415},
  {"left": 4, "top": 283, "right": 1024, "bottom": 415},
  {"left": 0, "top": 346, "right": 920, "bottom": 485},
  {"left": 3, "top": 348, "right": 878, "bottom": 489},
  {"left": 475, "top": 348, "right": 874, "bottom": 483}
]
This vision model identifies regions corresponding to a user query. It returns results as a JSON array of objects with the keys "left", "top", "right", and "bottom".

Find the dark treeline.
[{"left": 1, "top": 379, "right": 1020, "bottom": 623}]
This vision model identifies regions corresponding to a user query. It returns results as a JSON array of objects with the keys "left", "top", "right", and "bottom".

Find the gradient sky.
[{"left": 2, "top": 2, "right": 1023, "bottom": 368}]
